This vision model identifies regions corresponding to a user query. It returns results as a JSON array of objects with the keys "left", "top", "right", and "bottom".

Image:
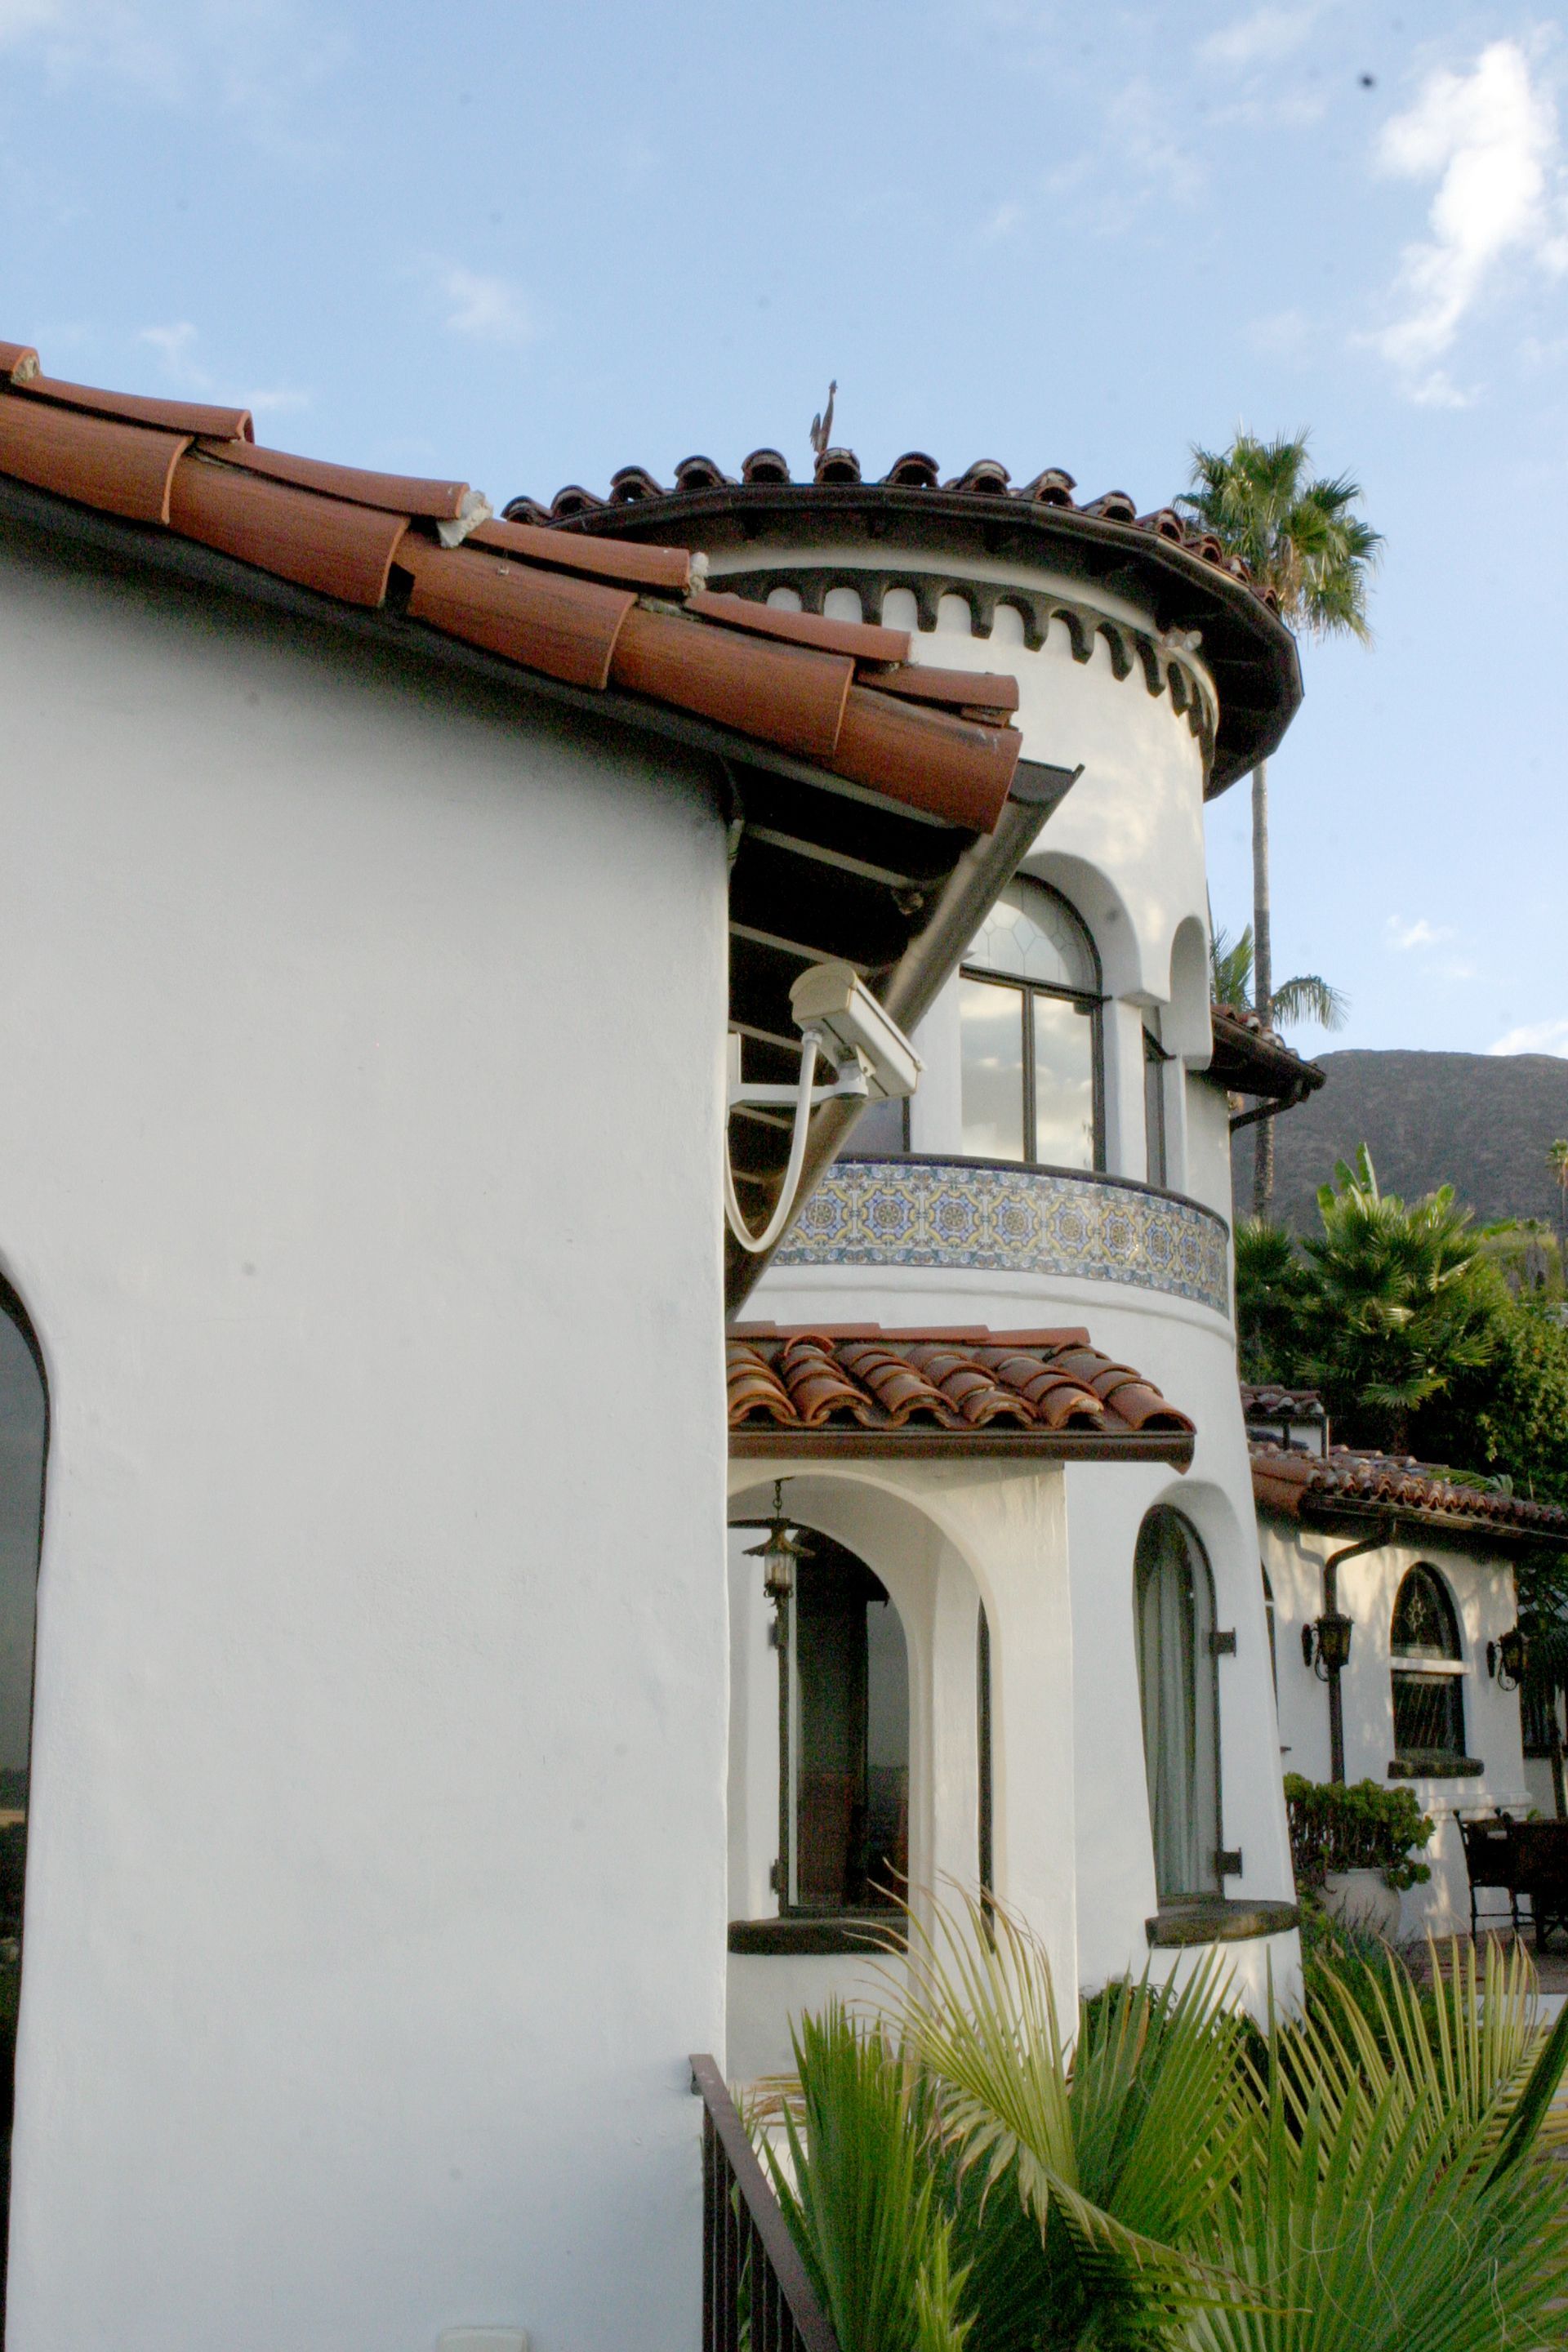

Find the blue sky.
[{"left": 2, "top": 0, "right": 1564, "bottom": 1059}]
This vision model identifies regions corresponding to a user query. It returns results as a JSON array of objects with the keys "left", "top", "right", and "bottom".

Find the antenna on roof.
[{"left": 808, "top": 381, "right": 837, "bottom": 460}]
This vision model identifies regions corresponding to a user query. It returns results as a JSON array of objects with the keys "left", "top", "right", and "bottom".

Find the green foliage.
[
  {"left": 1301, "top": 1146, "right": 1498, "bottom": 1450},
  {"left": 1233, "top": 1219, "right": 1312, "bottom": 1384},
  {"left": 1419, "top": 1285, "right": 1568, "bottom": 1509},
  {"left": 760, "top": 2002, "right": 969, "bottom": 2352},
  {"left": 761, "top": 1895, "right": 1568, "bottom": 2352},
  {"left": 1177, "top": 429, "right": 1383, "bottom": 643},
  {"left": 1210, "top": 924, "right": 1256, "bottom": 1014},
  {"left": 1210, "top": 925, "right": 1347, "bottom": 1033},
  {"left": 1282, "top": 1774, "right": 1434, "bottom": 1892},
  {"left": 1235, "top": 1147, "right": 1505, "bottom": 1454}
]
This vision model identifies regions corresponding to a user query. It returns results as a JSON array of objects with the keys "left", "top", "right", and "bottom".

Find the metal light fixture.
[
  {"left": 1488, "top": 1626, "right": 1528, "bottom": 1690},
  {"left": 1303, "top": 1611, "right": 1353, "bottom": 1681},
  {"left": 745, "top": 1480, "right": 812, "bottom": 1607}
]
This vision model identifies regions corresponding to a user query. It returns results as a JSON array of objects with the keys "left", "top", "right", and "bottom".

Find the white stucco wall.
[
  {"left": 1261, "top": 1517, "right": 1528, "bottom": 1937},
  {"left": 0, "top": 527, "right": 730, "bottom": 2352}
]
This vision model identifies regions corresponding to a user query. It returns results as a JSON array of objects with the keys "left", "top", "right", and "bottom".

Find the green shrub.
[{"left": 1284, "top": 1773, "right": 1434, "bottom": 1891}]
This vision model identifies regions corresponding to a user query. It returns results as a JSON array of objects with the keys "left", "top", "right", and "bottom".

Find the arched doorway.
[{"left": 0, "top": 1281, "right": 46, "bottom": 2318}]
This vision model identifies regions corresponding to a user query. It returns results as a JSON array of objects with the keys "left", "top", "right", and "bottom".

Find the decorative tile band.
[{"left": 776, "top": 1159, "right": 1232, "bottom": 1316}]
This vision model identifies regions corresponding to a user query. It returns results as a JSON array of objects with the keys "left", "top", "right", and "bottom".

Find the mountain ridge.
[{"left": 1233, "top": 1049, "right": 1568, "bottom": 1235}]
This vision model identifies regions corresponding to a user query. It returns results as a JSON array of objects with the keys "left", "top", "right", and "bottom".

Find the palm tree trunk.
[{"left": 1251, "top": 760, "right": 1274, "bottom": 1218}]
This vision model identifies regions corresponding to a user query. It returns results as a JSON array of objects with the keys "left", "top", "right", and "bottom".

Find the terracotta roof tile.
[
  {"left": 1209, "top": 1000, "right": 1324, "bottom": 1105},
  {"left": 506, "top": 448, "right": 1282, "bottom": 608},
  {"left": 0, "top": 398, "right": 189, "bottom": 525},
  {"left": 22, "top": 372, "right": 253, "bottom": 443},
  {"left": 1250, "top": 1440, "right": 1568, "bottom": 1548},
  {"left": 467, "top": 514, "right": 693, "bottom": 594},
  {"left": 687, "top": 588, "right": 910, "bottom": 665},
  {"left": 0, "top": 334, "right": 1023, "bottom": 839},
  {"left": 167, "top": 452, "right": 409, "bottom": 608},
  {"left": 400, "top": 536, "right": 635, "bottom": 691},
  {"left": 609, "top": 604, "right": 853, "bottom": 762},
  {"left": 728, "top": 1325, "right": 1195, "bottom": 1459},
  {"left": 197, "top": 437, "right": 474, "bottom": 522}
]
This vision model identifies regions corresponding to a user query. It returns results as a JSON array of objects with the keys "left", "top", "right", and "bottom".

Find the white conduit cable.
[{"left": 724, "top": 1032, "right": 821, "bottom": 1254}]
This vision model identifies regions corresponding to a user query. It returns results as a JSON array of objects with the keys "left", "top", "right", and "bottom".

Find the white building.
[
  {"left": 536, "top": 445, "right": 1321, "bottom": 2078},
  {"left": 0, "top": 348, "right": 1318, "bottom": 2347},
  {"left": 1248, "top": 1388, "right": 1568, "bottom": 1938}
]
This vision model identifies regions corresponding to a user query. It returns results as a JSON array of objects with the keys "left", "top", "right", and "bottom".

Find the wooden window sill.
[
  {"left": 728, "top": 1913, "right": 909, "bottom": 1958},
  {"left": 1146, "top": 1898, "right": 1299, "bottom": 1949}
]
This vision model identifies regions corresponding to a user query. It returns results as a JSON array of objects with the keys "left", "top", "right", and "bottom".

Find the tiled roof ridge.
[
  {"left": 0, "top": 337, "right": 1024, "bottom": 838},
  {"left": 1249, "top": 1437, "right": 1568, "bottom": 1541},
  {"left": 504, "top": 449, "right": 1281, "bottom": 617},
  {"left": 728, "top": 1323, "right": 1195, "bottom": 1441}
]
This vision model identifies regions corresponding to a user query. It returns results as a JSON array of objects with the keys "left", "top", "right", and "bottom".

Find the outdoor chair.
[
  {"left": 1459, "top": 1813, "right": 1521, "bottom": 1938},
  {"left": 1511, "top": 1820, "right": 1568, "bottom": 1951}
]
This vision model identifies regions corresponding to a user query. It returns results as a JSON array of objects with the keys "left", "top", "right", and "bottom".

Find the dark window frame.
[
  {"left": 1134, "top": 1508, "right": 1225, "bottom": 1903},
  {"left": 1390, "top": 1561, "right": 1468, "bottom": 1768},
  {"left": 957, "top": 964, "right": 1106, "bottom": 1172},
  {"left": 777, "top": 1535, "right": 910, "bottom": 1920}
]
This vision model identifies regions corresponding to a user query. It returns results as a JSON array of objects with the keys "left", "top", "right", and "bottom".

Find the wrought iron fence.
[{"left": 690, "top": 2052, "right": 840, "bottom": 2352}]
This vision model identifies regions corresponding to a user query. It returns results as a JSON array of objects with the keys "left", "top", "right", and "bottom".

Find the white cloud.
[
  {"left": 1370, "top": 40, "right": 1568, "bottom": 402},
  {"left": 1386, "top": 915, "right": 1455, "bottom": 951},
  {"left": 1198, "top": 4, "right": 1321, "bottom": 73},
  {"left": 980, "top": 198, "right": 1024, "bottom": 242},
  {"left": 247, "top": 386, "right": 310, "bottom": 417},
  {"left": 1489, "top": 1016, "right": 1568, "bottom": 1057},
  {"left": 137, "top": 320, "right": 211, "bottom": 387},
  {"left": 434, "top": 265, "right": 534, "bottom": 350}
]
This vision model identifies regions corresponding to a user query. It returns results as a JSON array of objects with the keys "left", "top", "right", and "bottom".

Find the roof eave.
[
  {"left": 547, "top": 483, "right": 1303, "bottom": 795},
  {"left": 732, "top": 1427, "right": 1195, "bottom": 1466}
]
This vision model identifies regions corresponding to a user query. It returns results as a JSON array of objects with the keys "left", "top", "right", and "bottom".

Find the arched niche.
[{"left": 1165, "top": 913, "right": 1213, "bottom": 1064}]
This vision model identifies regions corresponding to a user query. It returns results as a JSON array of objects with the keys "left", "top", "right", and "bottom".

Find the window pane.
[
  {"left": 1031, "top": 994, "right": 1097, "bottom": 1169},
  {"left": 1143, "top": 1032, "right": 1168, "bottom": 1189},
  {"left": 960, "top": 978, "right": 1026, "bottom": 1161},
  {"left": 865, "top": 1597, "right": 909, "bottom": 1906},
  {"left": 1392, "top": 1565, "right": 1460, "bottom": 1659},
  {"left": 966, "top": 881, "right": 1098, "bottom": 992},
  {"left": 791, "top": 1548, "right": 908, "bottom": 1913},
  {"left": 1392, "top": 1672, "right": 1465, "bottom": 1760},
  {"left": 1135, "top": 1510, "right": 1220, "bottom": 1901}
]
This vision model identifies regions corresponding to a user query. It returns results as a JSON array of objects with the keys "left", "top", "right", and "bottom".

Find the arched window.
[
  {"left": 0, "top": 1282, "right": 46, "bottom": 2282},
  {"left": 1134, "top": 1509, "right": 1221, "bottom": 1900},
  {"left": 1391, "top": 1563, "right": 1467, "bottom": 1768},
  {"left": 960, "top": 881, "right": 1102, "bottom": 1169},
  {"left": 784, "top": 1535, "right": 909, "bottom": 1913}
]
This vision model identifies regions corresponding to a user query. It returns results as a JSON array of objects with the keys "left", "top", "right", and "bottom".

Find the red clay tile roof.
[
  {"left": 1250, "top": 1442, "right": 1568, "bottom": 1549},
  {"left": 0, "top": 339, "right": 1024, "bottom": 837},
  {"left": 508, "top": 448, "right": 1280, "bottom": 614},
  {"left": 729, "top": 1325, "right": 1195, "bottom": 1462},
  {"left": 1209, "top": 1001, "right": 1324, "bottom": 1107}
]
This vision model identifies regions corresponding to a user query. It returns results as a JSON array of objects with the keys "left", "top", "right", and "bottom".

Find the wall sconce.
[
  {"left": 745, "top": 1480, "right": 812, "bottom": 1607},
  {"left": 1302, "top": 1611, "right": 1353, "bottom": 1682},
  {"left": 1487, "top": 1627, "right": 1528, "bottom": 1690}
]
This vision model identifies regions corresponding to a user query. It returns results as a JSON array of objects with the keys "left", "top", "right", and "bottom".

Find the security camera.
[{"left": 788, "top": 962, "right": 923, "bottom": 1102}]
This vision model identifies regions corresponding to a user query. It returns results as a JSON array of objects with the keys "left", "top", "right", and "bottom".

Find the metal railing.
[{"left": 690, "top": 2053, "right": 840, "bottom": 2352}]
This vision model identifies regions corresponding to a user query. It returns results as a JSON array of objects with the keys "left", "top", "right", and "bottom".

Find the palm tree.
[
  {"left": 1179, "top": 432, "right": 1382, "bottom": 1215},
  {"left": 1209, "top": 923, "right": 1347, "bottom": 1032},
  {"left": 1550, "top": 1138, "right": 1568, "bottom": 1289},
  {"left": 1299, "top": 1144, "right": 1499, "bottom": 1454}
]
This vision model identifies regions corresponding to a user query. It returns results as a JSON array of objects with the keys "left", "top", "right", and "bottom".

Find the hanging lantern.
[
  {"left": 1488, "top": 1626, "right": 1528, "bottom": 1690},
  {"left": 745, "top": 1481, "right": 812, "bottom": 1606},
  {"left": 1303, "top": 1610, "right": 1353, "bottom": 1680}
]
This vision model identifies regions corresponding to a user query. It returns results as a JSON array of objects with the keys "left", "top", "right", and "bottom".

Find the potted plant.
[{"left": 1284, "top": 1774, "right": 1434, "bottom": 1938}]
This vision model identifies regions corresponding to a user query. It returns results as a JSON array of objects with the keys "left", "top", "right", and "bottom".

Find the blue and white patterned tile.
[{"left": 776, "top": 1160, "right": 1230, "bottom": 1315}]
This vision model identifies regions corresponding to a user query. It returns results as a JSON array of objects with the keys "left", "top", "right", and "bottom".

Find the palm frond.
[{"left": 1269, "top": 972, "right": 1348, "bottom": 1031}]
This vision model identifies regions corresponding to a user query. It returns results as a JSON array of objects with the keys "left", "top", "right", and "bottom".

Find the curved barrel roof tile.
[
  {"left": 728, "top": 1325, "right": 1195, "bottom": 1461},
  {"left": 0, "top": 336, "right": 1025, "bottom": 839}
]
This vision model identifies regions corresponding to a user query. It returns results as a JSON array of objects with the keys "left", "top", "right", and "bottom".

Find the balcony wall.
[{"left": 775, "top": 1156, "right": 1231, "bottom": 1321}]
